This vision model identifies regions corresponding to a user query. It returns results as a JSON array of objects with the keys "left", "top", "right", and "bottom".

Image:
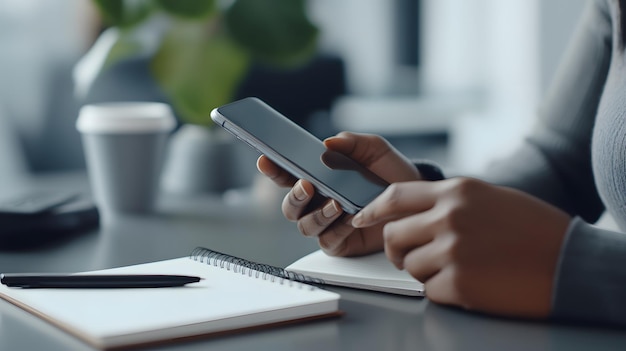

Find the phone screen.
[{"left": 212, "top": 97, "right": 388, "bottom": 213}]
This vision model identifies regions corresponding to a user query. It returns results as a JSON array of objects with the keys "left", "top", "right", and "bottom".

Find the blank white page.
[
  {"left": 286, "top": 250, "right": 424, "bottom": 296},
  {"left": 0, "top": 257, "right": 340, "bottom": 349}
]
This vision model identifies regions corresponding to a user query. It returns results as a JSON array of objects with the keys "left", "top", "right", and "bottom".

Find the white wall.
[
  {"left": 448, "top": 0, "right": 586, "bottom": 174},
  {"left": 446, "top": 0, "right": 540, "bottom": 173},
  {"left": 538, "top": 0, "right": 587, "bottom": 93},
  {"left": 309, "top": 0, "right": 587, "bottom": 174},
  {"left": 307, "top": 0, "right": 398, "bottom": 96},
  {"left": 0, "top": 0, "right": 93, "bottom": 171}
]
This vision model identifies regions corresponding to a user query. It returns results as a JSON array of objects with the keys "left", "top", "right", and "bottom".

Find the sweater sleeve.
[
  {"left": 478, "top": 0, "right": 626, "bottom": 326},
  {"left": 483, "top": 0, "right": 611, "bottom": 224},
  {"left": 552, "top": 217, "right": 626, "bottom": 326},
  {"left": 412, "top": 159, "right": 445, "bottom": 181}
]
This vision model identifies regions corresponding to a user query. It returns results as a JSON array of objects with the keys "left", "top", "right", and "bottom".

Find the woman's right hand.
[{"left": 256, "top": 132, "right": 422, "bottom": 256}]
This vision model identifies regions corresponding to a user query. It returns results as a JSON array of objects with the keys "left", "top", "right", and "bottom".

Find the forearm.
[
  {"left": 552, "top": 217, "right": 626, "bottom": 326},
  {"left": 483, "top": 143, "right": 604, "bottom": 223},
  {"left": 482, "top": 0, "right": 610, "bottom": 222}
]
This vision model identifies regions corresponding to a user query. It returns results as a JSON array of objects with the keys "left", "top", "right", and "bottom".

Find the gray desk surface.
[{"left": 0, "top": 172, "right": 625, "bottom": 351}]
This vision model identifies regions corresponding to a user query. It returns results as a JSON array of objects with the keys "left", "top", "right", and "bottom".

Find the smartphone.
[{"left": 210, "top": 97, "right": 388, "bottom": 214}]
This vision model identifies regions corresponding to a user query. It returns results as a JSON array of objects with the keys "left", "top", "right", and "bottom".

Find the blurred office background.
[{"left": 0, "top": 0, "right": 585, "bottom": 188}]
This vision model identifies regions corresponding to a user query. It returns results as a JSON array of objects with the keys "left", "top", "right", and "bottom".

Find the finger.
[
  {"left": 323, "top": 132, "right": 395, "bottom": 166},
  {"left": 382, "top": 211, "right": 438, "bottom": 269},
  {"left": 423, "top": 266, "right": 461, "bottom": 307},
  {"left": 353, "top": 181, "right": 439, "bottom": 228},
  {"left": 257, "top": 155, "right": 297, "bottom": 187},
  {"left": 328, "top": 221, "right": 385, "bottom": 257},
  {"left": 317, "top": 214, "right": 360, "bottom": 256},
  {"left": 282, "top": 179, "right": 317, "bottom": 221},
  {"left": 295, "top": 199, "right": 343, "bottom": 238},
  {"left": 401, "top": 234, "right": 453, "bottom": 284},
  {"left": 324, "top": 132, "right": 420, "bottom": 182}
]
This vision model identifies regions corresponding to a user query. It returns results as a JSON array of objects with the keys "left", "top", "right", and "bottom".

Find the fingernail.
[
  {"left": 352, "top": 212, "right": 363, "bottom": 227},
  {"left": 293, "top": 181, "right": 308, "bottom": 201},
  {"left": 322, "top": 201, "right": 339, "bottom": 218}
]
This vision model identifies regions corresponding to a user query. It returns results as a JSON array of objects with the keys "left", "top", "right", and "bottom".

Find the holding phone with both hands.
[{"left": 210, "top": 97, "right": 388, "bottom": 214}]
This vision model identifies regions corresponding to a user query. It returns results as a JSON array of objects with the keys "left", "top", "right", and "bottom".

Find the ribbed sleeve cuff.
[
  {"left": 552, "top": 217, "right": 626, "bottom": 326},
  {"left": 412, "top": 159, "right": 445, "bottom": 181}
]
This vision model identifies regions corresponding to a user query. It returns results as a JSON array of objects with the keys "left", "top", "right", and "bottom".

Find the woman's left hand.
[{"left": 352, "top": 177, "right": 571, "bottom": 318}]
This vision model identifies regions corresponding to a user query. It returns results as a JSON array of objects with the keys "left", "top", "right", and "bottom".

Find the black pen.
[{"left": 0, "top": 274, "right": 202, "bottom": 288}]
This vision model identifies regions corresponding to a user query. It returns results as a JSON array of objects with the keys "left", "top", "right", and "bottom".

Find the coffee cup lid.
[{"left": 76, "top": 102, "right": 176, "bottom": 134}]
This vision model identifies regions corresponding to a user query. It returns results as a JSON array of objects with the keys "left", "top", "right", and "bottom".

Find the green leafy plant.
[{"left": 84, "top": 0, "right": 319, "bottom": 126}]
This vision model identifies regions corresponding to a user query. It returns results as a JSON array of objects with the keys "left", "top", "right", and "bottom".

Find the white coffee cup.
[{"left": 77, "top": 102, "right": 176, "bottom": 217}]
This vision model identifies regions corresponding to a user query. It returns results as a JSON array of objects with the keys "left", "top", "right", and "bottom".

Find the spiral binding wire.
[{"left": 189, "top": 247, "right": 324, "bottom": 289}]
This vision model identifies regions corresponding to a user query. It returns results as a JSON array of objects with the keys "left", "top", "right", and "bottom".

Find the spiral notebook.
[
  {"left": 286, "top": 250, "right": 424, "bottom": 297},
  {"left": 0, "top": 247, "right": 341, "bottom": 350}
]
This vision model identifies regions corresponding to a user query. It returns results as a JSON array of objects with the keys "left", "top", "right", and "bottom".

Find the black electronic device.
[
  {"left": 211, "top": 97, "right": 388, "bottom": 214},
  {"left": 0, "top": 192, "right": 99, "bottom": 250}
]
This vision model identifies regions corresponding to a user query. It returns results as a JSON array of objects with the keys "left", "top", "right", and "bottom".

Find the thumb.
[
  {"left": 324, "top": 132, "right": 421, "bottom": 183},
  {"left": 323, "top": 132, "right": 395, "bottom": 168}
]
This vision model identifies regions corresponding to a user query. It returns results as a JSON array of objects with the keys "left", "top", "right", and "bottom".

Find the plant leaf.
[
  {"left": 156, "top": 0, "right": 217, "bottom": 20},
  {"left": 225, "top": 0, "right": 318, "bottom": 66},
  {"left": 92, "top": 0, "right": 154, "bottom": 29},
  {"left": 151, "top": 21, "right": 250, "bottom": 126}
]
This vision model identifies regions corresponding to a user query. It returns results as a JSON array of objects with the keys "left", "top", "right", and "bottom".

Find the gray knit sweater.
[{"left": 482, "top": 0, "right": 626, "bottom": 326}]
